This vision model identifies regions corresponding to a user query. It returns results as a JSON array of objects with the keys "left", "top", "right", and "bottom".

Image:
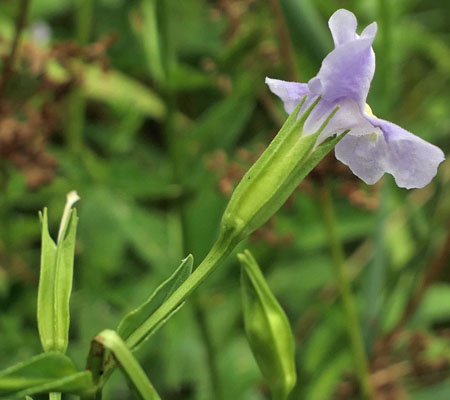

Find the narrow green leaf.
[
  {"left": 118, "top": 255, "right": 193, "bottom": 348},
  {"left": 82, "top": 65, "right": 166, "bottom": 119},
  {"left": 239, "top": 250, "right": 296, "bottom": 400},
  {"left": 139, "top": 0, "right": 165, "bottom": 84},
  {"left": 94, "top": 330, "right": 161, "bottom": 400},
  {"left": 15, "top": 372, "right": 93, "bottom": 399},
  {"left": 37, "top": 209, "right": 58, "bottom": 352},
  {"left": 0, "top": 353, "right": 76, "bottom": 393},
  {"left": 0, "top": 352, "right": 94, "bottom": 398}
]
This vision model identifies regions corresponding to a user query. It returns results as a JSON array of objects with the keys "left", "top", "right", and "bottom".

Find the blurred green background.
[{"left": 0, "top": 0, "right": 449, "bottom": 399}]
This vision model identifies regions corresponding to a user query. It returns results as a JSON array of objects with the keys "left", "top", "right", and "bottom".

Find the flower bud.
[
  {"left": 239, "top": 250, "right": 296, "bottom": 400},
  {"left": 37, "top": 192, "right": 79, "bottom": 353}
]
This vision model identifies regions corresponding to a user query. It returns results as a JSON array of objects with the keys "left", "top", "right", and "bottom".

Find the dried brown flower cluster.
[
  {"left": 0, "top": 34, "right": 115, "bottom": 188},
  {"left": 0, "top": 105, "right": 59, "bottom": 188}
]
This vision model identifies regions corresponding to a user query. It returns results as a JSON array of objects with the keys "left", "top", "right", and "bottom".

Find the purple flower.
[{"left": 266, "top": 9, "right": 445, "bottom": 189}]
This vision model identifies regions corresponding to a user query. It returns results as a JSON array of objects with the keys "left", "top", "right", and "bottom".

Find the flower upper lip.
[{"left": 310, "top": 10, "right": 377, "bottom": 109}]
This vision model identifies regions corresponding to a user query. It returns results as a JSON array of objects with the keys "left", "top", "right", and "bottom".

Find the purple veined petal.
[
  {"left": 308, "top": 26, "right": 377, "bottom": 108},
  {"left": 335, "top": 116, "right": 445, "bottom": 189},
  {"left": 370, "top": 117, "right": 445, "bottom": 189},
  {"left": 328, "top": 9, "right": 358, "bottom": 46},
  {"left": 265, "top": 78, "right": 310, "bottom": 114}
]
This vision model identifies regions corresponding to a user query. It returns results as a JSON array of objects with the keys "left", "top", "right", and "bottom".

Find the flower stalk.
[{"left": 100, "top": 227, "right": 239, "bottom": 383}]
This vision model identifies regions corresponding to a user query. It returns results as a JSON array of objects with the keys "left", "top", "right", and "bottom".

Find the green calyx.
[{"left": 221, "top": 96, "right": 345, "bottom": 240}]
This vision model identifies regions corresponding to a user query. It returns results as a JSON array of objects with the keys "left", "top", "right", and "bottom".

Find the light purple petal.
[
  {"left": 265, "top": 78, "right": 310, "bottom": 114},
  {"left": 265, "top": 76, "right": 381, "bottom": 144},
  {"left": 335, "top": 132, "right": 388, "bottom": 185},
  {"left": 336, "top": 117, "right": 445, "bottom": 189},
  {"left": 361, "top": 22, "right": 377, "bottom": 39},
  {"left": 328, "top": 9, "right": 357, "bottom": 46},
  {"left": 308, "top": 22, "right": 377, "bottom": 108}
]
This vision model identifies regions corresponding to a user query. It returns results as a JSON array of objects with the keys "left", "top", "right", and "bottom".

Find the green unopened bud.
[
  {"left": 221, "top": 97, "right": 344, "bottom": 240},
  {"left": 239, "top": 250, "right": 296, "bottom": 400},
  {"left": 37, "top": 191, "right": 79, "bottom": 353}
]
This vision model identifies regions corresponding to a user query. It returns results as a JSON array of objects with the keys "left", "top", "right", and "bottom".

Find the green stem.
[
  {"left": 49, "top": 392, "right": 61, "bottom": 400},
  {"left": 320, "top": 186, "right": 373, "bottom": 399},
  {"left": 101, "top": 229, "right": 239, "bottom": 381},
  {"left": 127, "top": 230, "right": 238, "bottom": 349}
]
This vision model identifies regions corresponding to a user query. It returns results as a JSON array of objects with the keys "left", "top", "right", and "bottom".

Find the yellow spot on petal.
[
  {"left": 364, "top": 103, "right": 376, "bottom": 117},
  {"left": 368, "top": 132, "right": 379, "bottom": 142}
]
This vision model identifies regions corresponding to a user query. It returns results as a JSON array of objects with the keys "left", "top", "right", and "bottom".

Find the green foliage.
[
  {"left": 117, "top": 255, "right": 193, "bottom": 349},
  {"left": 0, "top": 352, "right": 93, "bottom": 399},
  {"left": 0, "top": 0, "right": 449, "bottom": 399}
]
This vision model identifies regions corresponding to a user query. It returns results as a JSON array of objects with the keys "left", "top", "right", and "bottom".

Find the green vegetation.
[{"left": 0, "top": 0, "right": 449, "bottom": 399}]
